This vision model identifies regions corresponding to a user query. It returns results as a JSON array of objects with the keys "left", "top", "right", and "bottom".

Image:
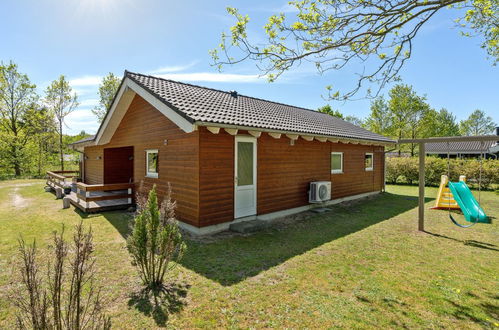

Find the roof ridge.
[
  {"left": 125, "top": 71, "right": 394, "bottom": 143},
  {"left": 126, "top": 70, "right": 338, "bottom": 118}
]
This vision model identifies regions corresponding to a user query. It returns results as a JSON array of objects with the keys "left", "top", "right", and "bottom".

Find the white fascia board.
[
  {"left": 95, "top": 77, "right": 195, "bottom": 145},
  {"left": 95, "top": 79, "right": 131, "bottom": 145}
]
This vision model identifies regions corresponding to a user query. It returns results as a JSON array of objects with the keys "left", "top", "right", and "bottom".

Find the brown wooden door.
[{"left": 104, "top": 146, "right": 134, "bottom": 184}]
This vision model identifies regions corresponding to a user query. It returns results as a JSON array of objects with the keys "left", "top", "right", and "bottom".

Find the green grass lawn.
[{"left": 0, "top": 180, "right": 498, "bottom": 328}]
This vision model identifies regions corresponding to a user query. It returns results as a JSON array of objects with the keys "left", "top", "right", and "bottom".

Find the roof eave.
[
  {"left": 195, "top": 121, "right": 395, "bottom": 145},
  {"left": 69, "top": 139, "right": 96, "bottom": 152}
]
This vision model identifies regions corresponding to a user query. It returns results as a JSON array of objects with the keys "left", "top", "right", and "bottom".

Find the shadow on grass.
[
  {"left": 127, "top": 282, "right": 190, "bottom": 327},
  {"left": 423, "top": 231, "right": 499, "bottom": 251},
  {"left": 180, "top": 192, "right": 432, "bottom": 286},
  {"left": 74, "top": 208, "right": 133, "bottom": 238},
  {"left": 444, "top": 297, "right": 499, "bottom": 327}
]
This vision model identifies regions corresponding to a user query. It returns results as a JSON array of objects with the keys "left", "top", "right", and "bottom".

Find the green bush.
[
  {"left": 127, "top": 185, "right": 186, "bottom": 290},
  {"left": 424, "top": 157, "right": 447, "bottom": 185},
  {"left": 386, "top": 157, "right": 499, "bottom": 189}
]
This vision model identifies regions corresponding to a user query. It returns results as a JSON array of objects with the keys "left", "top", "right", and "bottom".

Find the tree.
[
  {"left": 318, "top": 104, "right": 343, "bottom": 118},
  {"left": 344, "top": 115, "right": 364, "bottom": 127},
  {"left": 319, "top": 105, "right": 364, "bottom": 126},
  {"left": 92, "top": 73, "right": 121, "bottom": 122},
  {"left": 24, "top": 106, "right": 57, "bottom": 176},
  {"left": 387, "top": 84, "right": 430, "bottom": 156},
  {"left": 45, "top": 76, "right": 78, "bottom": 171},
  {"left": 211, "top": 1, "right": 498, "bottom": 100},
  {"left": 364, "top": 96, "right": 392, "bottom": 135},
  {"left": 0, "top": 61, "right": 38, "bottom": 176},
  {"left": 420, "top": 108, "right": 461, "bottom": 138},
  {"left": 127, "top": 185, "right": 186, "bottom": 291},
  {"left": 459, "top": 109, "right": 496, "bottom": 135}
]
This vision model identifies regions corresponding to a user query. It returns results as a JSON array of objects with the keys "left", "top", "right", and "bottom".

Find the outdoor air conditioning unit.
[{"left": 309, "top": 181, "right": 331, "bottom": 203}]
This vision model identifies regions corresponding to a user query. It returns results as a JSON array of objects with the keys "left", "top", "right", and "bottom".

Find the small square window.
[
  {"left": 146, "top": 149, "right": 158, "bottom": 178},
  {"left": 331, "top": 152, "right": 343, "bottom": 174},
  {"left": 365, "top": 153, "right": 373, "bottom": 171}
]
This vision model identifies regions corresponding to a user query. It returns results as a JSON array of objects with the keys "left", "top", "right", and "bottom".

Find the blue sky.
[{"left": 1, "top": 0, "right": 497, "bottom": 135}]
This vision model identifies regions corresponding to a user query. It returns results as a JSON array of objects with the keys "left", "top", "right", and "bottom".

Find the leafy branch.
[{"left": 211, "top": 0, "right": 498, "bottom": 100}]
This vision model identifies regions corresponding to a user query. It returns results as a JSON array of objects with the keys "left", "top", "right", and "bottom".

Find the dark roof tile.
[
  {"left": 127, "top": 72, "right": 394, "bottom": 143},
  {"left": 70, "top": 135, "right": 95, "bottom": 145},
  {"left": 426, "top": 140, "right": 497, "bottom": 153}
]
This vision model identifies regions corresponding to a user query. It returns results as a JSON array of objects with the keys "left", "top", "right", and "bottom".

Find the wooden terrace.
[{"left": 46, "top": 171, "right": 134, "bottom": 213}]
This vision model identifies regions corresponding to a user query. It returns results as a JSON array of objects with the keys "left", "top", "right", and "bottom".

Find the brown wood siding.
[
  {"left": 198, "top": 127, "right": 234, "bottom": 226},
  {"left": 83, "top": 146, "right": 103, "bottom": 184},
  {"left": 198, "top": 128, "right": 385, "bottom": 225},
  {"left": 84, "top": 98, "right": 385, "bottom": 228},
  {"left": 258, "top": 137, "right": 384, "bottom": 214},
  {"left": 329, "top": 144, "right": 385, "bottom": 199},
  {"left": 83, "top": 94, "right": 199, "bottom": 226},
  {"left": 257, "top": 134, "right": 331, "bottom": 215}
]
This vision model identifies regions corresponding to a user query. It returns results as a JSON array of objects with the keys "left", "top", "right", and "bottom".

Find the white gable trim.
[
  {"left": 95, "top": 81, "right": 135, "bottom": 145},
  {"left": 95, "top": 77, "right": 195, "bottom": 145}
]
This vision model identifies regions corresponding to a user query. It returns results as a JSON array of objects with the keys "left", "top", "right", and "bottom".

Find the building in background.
[{"left": 425, "top": 127, "right": 499, "bottom": 159}]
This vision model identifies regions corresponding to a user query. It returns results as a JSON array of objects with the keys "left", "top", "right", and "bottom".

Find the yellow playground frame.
[{"left": 431, "top": 175, "right": 466, "bottom": 210}]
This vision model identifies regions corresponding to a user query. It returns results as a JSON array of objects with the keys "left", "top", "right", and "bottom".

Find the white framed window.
[
  {"left": 331, "top": 152, "right": 343, "bottom": 174},
  {"left": 146, "top": 149, "right": 159, "bottom": 178},
  {"left": 365, "top": 153, "right": 374, "bottom": 171}
]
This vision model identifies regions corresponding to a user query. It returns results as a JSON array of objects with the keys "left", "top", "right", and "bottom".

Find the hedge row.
[{"left": 386, "top": 157, "right": 499, "bottom": 189}]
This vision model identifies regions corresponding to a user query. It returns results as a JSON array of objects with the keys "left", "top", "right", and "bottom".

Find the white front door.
[{"left": 235, "top": 136, "right": 257, "bottom": 218}]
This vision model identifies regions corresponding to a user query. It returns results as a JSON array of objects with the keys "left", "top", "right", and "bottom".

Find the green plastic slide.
[{"left": 448, "top": 181, "right": 490, "bottom": 224}]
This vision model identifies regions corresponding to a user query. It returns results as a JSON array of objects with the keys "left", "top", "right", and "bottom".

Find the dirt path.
[
  {"left": 11, "top": 187, "right": 30, "bottom": 208},
  {"left": 0, "top": 183, "right": 34, "bottom": 209},
  {"left": 0, "top": 182, "right": 37, "bottom": 189}
]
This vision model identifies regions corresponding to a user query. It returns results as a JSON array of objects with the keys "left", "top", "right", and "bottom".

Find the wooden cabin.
[{"left": 69, "top": 71, "right": 395, "bottom": 234}]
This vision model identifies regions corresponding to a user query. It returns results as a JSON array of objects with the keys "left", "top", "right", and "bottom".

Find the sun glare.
[{"left": 76, "top": 0, "right": 121, "bottom": 15}]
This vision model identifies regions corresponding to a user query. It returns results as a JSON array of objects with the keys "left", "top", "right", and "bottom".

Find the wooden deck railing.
[
  {"left": 76, "top": 182, "right": 134, "bottom": 208},
  {"left": 46, "top": 171, "right": 80, "bottom": 189}
]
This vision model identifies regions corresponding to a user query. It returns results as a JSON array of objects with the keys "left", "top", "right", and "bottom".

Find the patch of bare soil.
[
  {"left": 6, "top": 187, "right": 31, "bottom": 209},
  {"left": 0, "top": 182, "right": 37, "bottom": 189}
]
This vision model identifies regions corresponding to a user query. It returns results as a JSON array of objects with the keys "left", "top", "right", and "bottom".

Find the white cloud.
[
  {"left": 252, "top": 3, "right": 299, "bottom": 13},
  {"left": 78, "top": 98, "right": 99, "bottom": 107},
  {"left": 67, "top": 109, "right": 96, "bottom": 121},
  {"left": 65, "top": 109, "right": 98, "bottom": 135},
  {"left": 276, "top": 3, "right": 299, "bottom": 13},
  {"left": 69, "top": 75, "right": 102, "bottom": 87},
  {"left": 154, "top": 72, "right": 264, "bottom": 83},
  {"left": 74, "top": 87, "right": 97, "bottom": 97},
  {"left": 148, "top": 60, "right": 200, "bottom": 74}
]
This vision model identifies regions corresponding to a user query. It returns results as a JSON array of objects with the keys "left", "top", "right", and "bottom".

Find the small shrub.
[
  {"left": 10, "top": 222, "right": 111, "bottom": 329},
  {"left": 127, "top": 184, "right": 186, "bottom": 290}
]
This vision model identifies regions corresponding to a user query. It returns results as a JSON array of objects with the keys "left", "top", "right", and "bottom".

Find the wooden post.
[
  {"left": 383, "top": 150, "right": 386, "bottom": 192},
  {"left": 418, "top": 142, "right": 425, "bottom": 231}
]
